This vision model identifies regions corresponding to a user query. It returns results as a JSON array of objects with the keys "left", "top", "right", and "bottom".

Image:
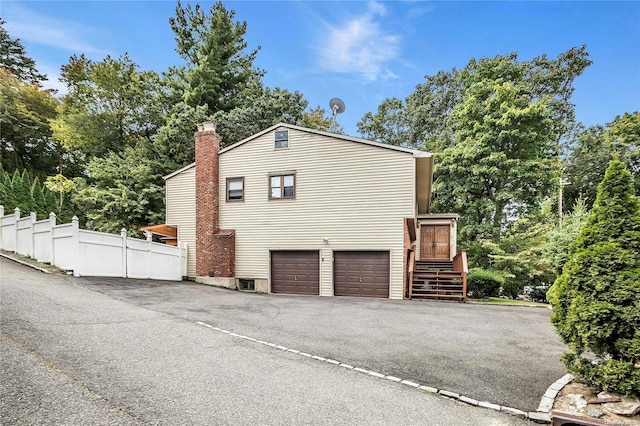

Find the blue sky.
[{"left": 2, "top": 1, "right": 639, "bottom": 136}]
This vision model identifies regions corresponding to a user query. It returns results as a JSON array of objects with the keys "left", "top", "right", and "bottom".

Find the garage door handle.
[
  {"left": 359, "top": 277, "right": 362, "bottom": 283},
  {"left": 295, "top": 275, "right": 297, "bottom": 281}
]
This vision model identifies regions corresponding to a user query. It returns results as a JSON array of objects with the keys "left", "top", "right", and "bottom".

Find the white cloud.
[
  {"left": 317, "top": 2, "right": 400, "bottom": 81},
  {"left": 5, "top": 7, "right": 108, "bottom": 55}
]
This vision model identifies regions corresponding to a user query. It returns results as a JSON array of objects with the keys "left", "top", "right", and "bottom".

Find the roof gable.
[{"left": 218, "top": 123, "right": 432, "bottom": 158}]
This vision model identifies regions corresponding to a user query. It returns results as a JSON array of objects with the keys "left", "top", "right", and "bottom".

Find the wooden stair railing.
[
  {"left": 452, "top": 250, "right": 468, "bottom": 299},
  {"left": 410, "top": 251, "right": 468, "bottom": 302}
]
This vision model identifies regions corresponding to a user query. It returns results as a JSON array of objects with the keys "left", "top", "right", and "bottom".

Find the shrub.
[
  {"left": 527, "top": 286, "right": 550, "bottom": 303},
  {"left": 501, "top": 279, "right": 524, "bottom": 299},
  {"left": 548, "top": 159, "right": 640, "bottom": 397},
  {"left": 467, "top": 268, "right": 504, "bottom": 299}
]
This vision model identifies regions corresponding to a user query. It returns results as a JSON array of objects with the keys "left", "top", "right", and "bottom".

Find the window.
[
  {"left": 226, "top": 177, "right": 244, "bottom": 201},
  {"left": 238, "top": 279, "right": 255, "bottom": 291},
  {"left": 274, "top": 130, "right": 289, "bottom": 149},
  {"left": 270, "top": 174, "right": 295, "bottom": 199}
]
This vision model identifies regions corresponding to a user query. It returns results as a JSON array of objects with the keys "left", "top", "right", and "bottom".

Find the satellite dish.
[{"left": 329, "top": 98, "right": 346, "bottom": 117}]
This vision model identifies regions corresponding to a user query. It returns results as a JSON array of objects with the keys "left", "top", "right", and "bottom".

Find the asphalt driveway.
[{"left": 79, "top": 277, "right": 567, "bottom": 412}]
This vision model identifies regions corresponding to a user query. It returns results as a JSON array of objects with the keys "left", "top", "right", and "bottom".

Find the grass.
[
  {"left": 468, "top": 297, "right": 550, "bottom": 307},
  {"left": 0, "top": 250, "right": 64, "bottom": 273}
]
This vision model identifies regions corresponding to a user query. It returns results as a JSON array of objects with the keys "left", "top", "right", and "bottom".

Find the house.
[{"left": 158, "top": 122, "right": 467, "bottom": 300}]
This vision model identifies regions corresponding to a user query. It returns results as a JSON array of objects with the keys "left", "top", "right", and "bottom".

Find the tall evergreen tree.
[
  {"left": 548, "top": 159, "right": 640, "bottom": 396},
  {"left": 31, "top": 176, "right": 48, "bottom": 219},
  {"left": 0, "top": 18, "right": 46, "bottom": 85},
  {"left": 169, "top": 1, "right": 264, "bottom": 115}
]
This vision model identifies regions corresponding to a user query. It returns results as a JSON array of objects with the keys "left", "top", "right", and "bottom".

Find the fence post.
[
  {"left": 13, "top": 208, "right": 20, "bottom": 254},
  {"left": 48, "top": 212, "right": 56, "bottom": 266},
  {"left": 0, "top": 205, "right": 4, "bottom": 250},
  {"left": 145, "top": 231, "right": 152, "bottom": 279},
  {"left": 72, "top": 216, "right": 80, "bottom": 277},
  {"left": 29, "top": 212, "right": 36, "bottom": 258},
  {"left": 181, "top": 242, "right": 188, "bottom": 280},
  {"left": 121, "top": 228, "right": 128, "bottom": 278}
]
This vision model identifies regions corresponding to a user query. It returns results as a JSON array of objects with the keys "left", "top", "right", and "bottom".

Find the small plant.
[{"left": 467, "top": 268, "right": 504, "bottom": 299}]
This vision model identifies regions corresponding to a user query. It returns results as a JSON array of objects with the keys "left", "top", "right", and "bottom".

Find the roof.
[
  {"left": 219, "top": 123, "right": 433, "bottom": 158},
  {"left": 164, "top": 162, "right": 195, "bottom": 180}
]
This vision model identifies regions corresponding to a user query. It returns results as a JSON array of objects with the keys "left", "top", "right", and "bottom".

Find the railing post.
[
  {"left": 49, "top": 212, "right": 56, "bottom": 266},
  {"left": 71, "top": 216, "right": 80, "bottom": 277},
  {"left": 121, "top": 228, "right": 127, "bottom": 278}
]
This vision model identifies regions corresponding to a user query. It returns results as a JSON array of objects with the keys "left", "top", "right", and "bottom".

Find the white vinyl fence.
[{"left": 0, "top": 206, "right": 187, "bottom": 281}]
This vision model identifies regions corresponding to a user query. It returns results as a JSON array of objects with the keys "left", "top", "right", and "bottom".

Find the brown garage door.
[
  {"left": 271, "top": 251, "right": 320, "bottom": 295},
  {"left": 334, "top": 251, "right": 389, "bottom": 298}
]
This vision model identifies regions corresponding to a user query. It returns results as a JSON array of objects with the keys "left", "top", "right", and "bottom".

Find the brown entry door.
[
  {"left": 334, "top": 251, "right": 389, "bottom": 298},
  {"left": 271, "top": 251, "right": 320, "bottom": 295},
  {"left": 420, "top": 225, "right": 450, "bottom": 260}
]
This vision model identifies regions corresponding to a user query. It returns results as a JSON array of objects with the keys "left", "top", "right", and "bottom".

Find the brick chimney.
[{"left": 195, "top": 122, "right": 235, "bottom": 278}]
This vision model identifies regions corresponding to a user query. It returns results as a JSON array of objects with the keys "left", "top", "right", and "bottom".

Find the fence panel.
[
  {"left": 33, "top": 217, "right": 54, "bottom": 263},
  {"left": 2, "top": 206, "right": 185, "bottom": 281},
  {"left": 0, "top": 213, "right": 17, "bottom": 252},
  {"left": 77, "top": 230, "right": 124, "bottom": 277},
  {"left": 52, "top": 223, "right": 75, "bottom": 270},
  {"left": 15, "top": 215, "right": 34, "bottom": 257}
]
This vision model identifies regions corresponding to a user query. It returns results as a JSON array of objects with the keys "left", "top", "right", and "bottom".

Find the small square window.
[
  {"left": 226, "top": 177, "right": 244, "bottom": 201},
  {"left": 269, "top": 173, "right": 295, "bottom": 199},
  {"left": 274, "top": 130, "right": 289, "bottom": 149}
]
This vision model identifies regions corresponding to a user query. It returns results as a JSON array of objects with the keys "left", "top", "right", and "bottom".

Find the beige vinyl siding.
[
  {"left": 165, "top": 166, "right": 196, "bottom": 278},
  {"left": 219, "top": 127, "right": 416, "bottom": 299}
]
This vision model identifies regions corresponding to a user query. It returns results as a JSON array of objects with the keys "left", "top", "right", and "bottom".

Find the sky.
[{"left": 2, "top": 0, "right": 639, "bottom": 136}]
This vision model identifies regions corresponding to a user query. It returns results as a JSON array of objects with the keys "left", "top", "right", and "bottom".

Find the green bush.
[
  {"left": 501, "top": 279, "right": 524, "bottom": 299},
  {"left": 467, "top": 269, "right": 504, "bottom": 299},
  {"left": 528, "top": 286, "right": 550, "bottom": 303},
  {"left": 548, "top": 159, "right": 640, "bottom": 397}
]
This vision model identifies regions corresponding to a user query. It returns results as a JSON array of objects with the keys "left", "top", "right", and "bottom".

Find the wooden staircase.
[{"left": 408, "top": 251, "right": 468, "bottom": 301}]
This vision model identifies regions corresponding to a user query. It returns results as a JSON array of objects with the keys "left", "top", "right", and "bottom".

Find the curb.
[
  {"left": 0, "top": 252, "right": 51, "bottom": 274},
  {"left": 195, "top": 320, "right": 556, "bottom": 423}
]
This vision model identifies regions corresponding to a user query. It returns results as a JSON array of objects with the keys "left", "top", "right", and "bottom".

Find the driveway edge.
[
  {"left": 196, "top": 320, "right": 554, "bottom": 423},
  {"left": 0, "top": 252, "right": 51, "bottom": 274}
]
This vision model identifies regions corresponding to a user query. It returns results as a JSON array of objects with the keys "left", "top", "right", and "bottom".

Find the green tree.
[
  {"left": 490, "top": 204, "right": 556, "bottom": 297},
  {"left": 433, "top": 54, "right": 556, "bottom": 243},
  {"left": 0, "top": 19, "right": 46, "bottom": 85},
  {"left": 72, "top": 145, "right": 164, "bottom": 236},
  {"left": 299, "top": 106, "right": 335, "bottom": 132},
  {"left": 0, "top": 68, "right": 60, "bottom": 178},
  {"left": 542, "top": 198, "right": 589, "bottom": 275},
  {"left": 212, "top": 87, "right": 309, "bottom": 146},
  {"left": 44, "top": 173, "right": 76, "bottom": 218},
  {"left": 31, "top": 176, "right": 48, "bottom": 219},
  {"left": 564, "top": 112, "right": 640, "bottom": 210},
  {"left": 548, "top": 159, "right": 640, "bottom": 396},
  {"left": 0, "top": 164, "right": 15, "bottom": 211},
  {"left": 358, "top": 98, "right": 410, "bottom": 147},
  {"left": 11, "top": 169, "right": 35, "bottom": 214},
  {"left": 54, "top": 54, "right": 163, "bottom": 162},
  {"left": 169, "top": 0, "right": 264, "bottom": 115}
]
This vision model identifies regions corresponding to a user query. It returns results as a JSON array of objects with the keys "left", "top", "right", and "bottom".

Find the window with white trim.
[
  {"left": 269, "top": 174, "right": 295, "bottom": 199},
  {"left": 226, "top": 177, "right": 244, "bottom": 201},
  {"left": 274, "top": 130, "right": 289, "bottom": 149}
]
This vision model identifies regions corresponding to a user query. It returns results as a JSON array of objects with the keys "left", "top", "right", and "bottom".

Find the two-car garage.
[{"left": 270, "top": 250, "right": 389, "bottom": 298}]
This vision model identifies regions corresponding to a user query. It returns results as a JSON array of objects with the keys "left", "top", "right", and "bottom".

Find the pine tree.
[
  {"left": 31, "top": 176, "right": 47, "bottom": 219},
  {"left": 548, "top": 158, "right": 640, "bottom": 396}
]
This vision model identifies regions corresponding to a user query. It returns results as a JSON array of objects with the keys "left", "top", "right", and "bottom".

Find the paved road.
[{"left": 1, "top": 258, "right": 550, "bottom": 425}]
